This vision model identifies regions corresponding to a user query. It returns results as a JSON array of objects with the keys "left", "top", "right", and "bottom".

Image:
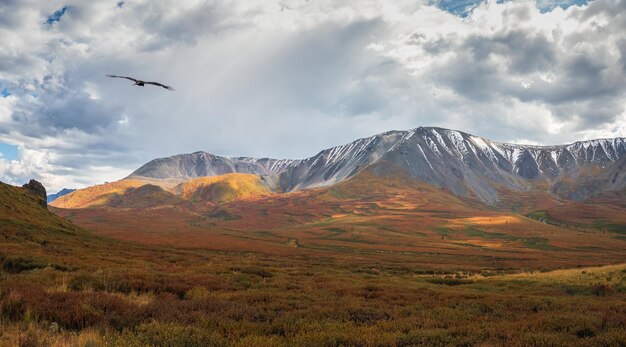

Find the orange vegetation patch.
[
  {"left": 453, "top": 240, "right": 507, "bottom": 248},
  {"left": 175, "top": 173, "right": 272, "bottom": 203},
  {"left": 453, "top": 215, "right": 524, "bottom": 226}
]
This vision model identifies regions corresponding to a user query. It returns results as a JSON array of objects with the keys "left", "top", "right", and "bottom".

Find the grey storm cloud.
[
  {"left": 0, "top": 0, "right": 625, "bottom": 191},
  {"left": 10, "top": 89, "right": 124, "bottom": 136}
]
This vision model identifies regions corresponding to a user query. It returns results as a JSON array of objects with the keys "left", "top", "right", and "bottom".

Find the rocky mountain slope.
[{"left": 126, "top": 127, "right": 626, "bottom": 203}]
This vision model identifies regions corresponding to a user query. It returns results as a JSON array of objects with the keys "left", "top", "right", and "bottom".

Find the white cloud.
[{"left": 0, "top": 0, "right": 624, "bottom": 191}]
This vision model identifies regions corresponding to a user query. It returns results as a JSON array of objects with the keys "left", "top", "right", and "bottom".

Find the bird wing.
[
  {"left": 106, "top": 75, "right": 139, "bottom": 83},
  {"left": 144, "top": 81, "right": 175, "bottom": 91}
]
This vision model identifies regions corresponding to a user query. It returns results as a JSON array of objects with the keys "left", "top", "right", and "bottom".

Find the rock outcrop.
[{"left": 22, "top": 179, "right": 47, "bottom": 208}]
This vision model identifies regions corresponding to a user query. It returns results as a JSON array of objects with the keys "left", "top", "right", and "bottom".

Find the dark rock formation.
[{"left": 22, "top": 179, "right": 47, "bottom": 208}]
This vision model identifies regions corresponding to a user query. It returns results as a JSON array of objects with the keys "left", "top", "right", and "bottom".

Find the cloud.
[
  {"left": 382, "top": 0, "right": 626, "bottom": 136},
  {"left": 0, "top": 0, "right": 624, "bottom": 191}
]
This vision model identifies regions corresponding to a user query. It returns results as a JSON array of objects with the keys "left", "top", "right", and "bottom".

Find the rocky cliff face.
[
  {"left": 127, "top": 127, "right": 626, "bottom": 203},
  {"left": 22, "top": 179, "right": 47, "bottom": 208}
]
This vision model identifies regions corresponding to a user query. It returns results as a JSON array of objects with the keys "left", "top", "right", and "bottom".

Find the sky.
[{"left": 1, "top": 0, "right": 625, "bottom": 192}]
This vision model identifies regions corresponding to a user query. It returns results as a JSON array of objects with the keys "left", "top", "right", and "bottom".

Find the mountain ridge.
[{"left": 125, "top": 126, "right": 626, "bottom": 203}]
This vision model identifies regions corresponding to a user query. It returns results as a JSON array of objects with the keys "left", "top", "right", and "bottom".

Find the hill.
[
  {"left": 51, "top": 174, "right": 272, "bottom": 209},
  {"left": 175, "top": 173, "right": 273, "bottom": 204},
  {"left": 50, "top": 178, "right": 192, "bottom": 209}
]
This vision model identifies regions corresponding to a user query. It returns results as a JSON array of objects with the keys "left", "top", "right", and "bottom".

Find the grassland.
[
  {"left": 52, "top": 172, "right": 626, "bottom": 270},
  {"left": 4, "top": 175, "right": 626, "bottom": 346}
]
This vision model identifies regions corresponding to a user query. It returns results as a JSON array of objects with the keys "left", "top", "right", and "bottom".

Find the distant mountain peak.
[{"left": 127, "top": 127, "right": 626, "bottom": 203}]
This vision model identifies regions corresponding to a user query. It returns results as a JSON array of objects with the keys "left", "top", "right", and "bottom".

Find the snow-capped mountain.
[{"left": 128, "top": 127, "right": 626, "bottom": 203}]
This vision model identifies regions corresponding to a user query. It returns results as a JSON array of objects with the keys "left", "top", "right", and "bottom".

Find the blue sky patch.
[
  {"left": 46, "top": 6, "right": 68, "bottom": 25},
  {"left": 0, "top": 80, "right": 10, "bottom": 97},
  {"left": 432, "top": 0, "right": 484, "bottom": 17},
  {"left": 536, "top": 0, "right": 589, "bottom": 12},
  {"left": 434, "top": 0, "right": 590, "bottom": 16},
  {"left": 117, "top": 1, "right": 125, "bottom": 8},
  {"left": 0, "top": 143, "right": 18, "bottom": 161}
]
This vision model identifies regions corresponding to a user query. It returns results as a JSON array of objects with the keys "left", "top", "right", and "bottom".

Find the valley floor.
[{"left": 3, "top": 180, "right": 626, "bottom": 346}]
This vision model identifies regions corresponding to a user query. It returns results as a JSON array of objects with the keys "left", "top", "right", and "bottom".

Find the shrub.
[
  {"left": 348, "top": 308, "right": 388, "bottom": 325},
  {"left": 134, "top": 321, "right": 228, "bottom": 347},
  {"left": 185, "top": 286, "right": 212, "bottom": 301},
  {"left": 396, "top": 329, "right": 463, "bottom": 347},
  {"left": 1, "top": 292, "right": 26, "bottom": 321},
  {"left": 1, "top": 257, "right": 47, "bottom": 274},
  {"left": 77, "top": 329, "right": 107, "bottom": 347},
  {"left": 26, "top": 290, "right": 144, "bottom": 330},
  {"left": 69, "top": 274, "right": 107, "bottom": 292},
  {"left": 591, "top": 283, "right": 613, "bottom": 297},
  {"left": 240, "top": 266, "right": 273, "bottom": 278},
  {"left": 18, "top": 330, "right": 39, "bottom": 347},
  {"left": 427, "top": 278, "right": 473, "bottom": 286},
  {"left": 575, "top": 327, "right": 595, "bottom": 339}
]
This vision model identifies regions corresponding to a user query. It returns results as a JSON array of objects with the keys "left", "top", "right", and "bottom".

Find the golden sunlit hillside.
[
  {"left": 50, "top": 179, "right": 156, "bottom": 208},
  {"left": 51, "top": 173, "right": 273, "bottom": 210},
  {"left": 175, "top": 173, "right": 273, "bottom": 203}
]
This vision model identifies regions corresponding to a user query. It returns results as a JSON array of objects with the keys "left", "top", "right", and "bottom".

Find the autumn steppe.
[
  {"left": 2, "top": 171, "right": 626, "bottom": 345},
  {"left": 53, "top": 171, "right": 626, "bottom": 270}
]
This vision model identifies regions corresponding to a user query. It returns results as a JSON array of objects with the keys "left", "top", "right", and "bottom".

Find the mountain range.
[{"left": 113, "top": 126, "right": 626, "bottom": 205}]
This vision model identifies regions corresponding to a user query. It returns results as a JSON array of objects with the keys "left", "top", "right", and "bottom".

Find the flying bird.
[{"left": 106, "top": 75, "right": 175, "bottom": 91}]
